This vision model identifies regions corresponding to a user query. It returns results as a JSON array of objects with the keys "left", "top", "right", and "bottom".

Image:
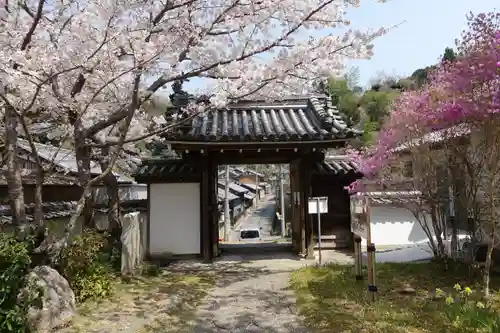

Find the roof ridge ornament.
[
  {"left": 308, "top": 97, "right": 333, "bottom": 130},
  {"left": 169, "top": 79, "right": 193, "bottom": 107},
  {"left": 324, "top": 98, "right": 347, "bottom": 130}
]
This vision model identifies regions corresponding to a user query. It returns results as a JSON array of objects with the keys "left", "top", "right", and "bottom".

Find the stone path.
[
  {"left": 169, "top": 254, "right": 313, "bottom": 333},
  {"left": 167, "top": 250, "right": 352, "bottom": 332},
  {"left": 171, "top": 195, "right": 353, "bottom": 332}
]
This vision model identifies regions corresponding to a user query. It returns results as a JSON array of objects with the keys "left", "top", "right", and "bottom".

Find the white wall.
[
  {"left": 149, "top": 183, "right": 200, "bottom": 256},
  {"left": 362, "top": 206, "right": 432, "bottom": 246}
]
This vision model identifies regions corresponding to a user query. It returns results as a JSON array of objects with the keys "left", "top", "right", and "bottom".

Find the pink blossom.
[{"left": 351, "top": 13, "right": 500, "bottom": 192}]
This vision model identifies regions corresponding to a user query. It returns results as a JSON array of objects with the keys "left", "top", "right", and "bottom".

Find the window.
[{"left": 240, "top": 230, "right": 260, "bottom": 239}]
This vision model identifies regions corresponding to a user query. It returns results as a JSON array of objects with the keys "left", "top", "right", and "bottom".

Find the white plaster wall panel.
[
  {"left": 149, "top": 183, "right": 200, "bottom": 255},
  {"left": 361, "top": 206, "right": 432, "bottom": 246}
]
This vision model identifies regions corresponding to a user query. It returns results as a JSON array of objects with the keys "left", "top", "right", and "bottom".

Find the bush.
[
  {"left": 0, "top": 233, "right": 34, "bottom": 333},
  {"left": 440, "top": 284, "right": 500, "bottom": 332},
  {"left": 58, "top": 230, "right": 115, "bottom": 302}
]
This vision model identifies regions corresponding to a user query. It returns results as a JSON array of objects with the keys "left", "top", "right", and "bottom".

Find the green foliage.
[
  {"left": 359, "top": 89, "right": 399, "bottom": 128},
  {"left": 59, "top": 230, "right": 115, "bottom": 302},
  {"left": 326, "top": 77, "right": 361, "bottom": 126},
  {"left": 442, "top": 47, "right": 457, "bottom": 62},
  {"left": 441, "top": 284, "right": 500, "bottom": 332},
  {"left": 0, "top": 233, "right": 34, "bottom": 333},
  {"left": 361, "top": 121, "right": 378, "bottom": 145},
  {"left": 408, "top": 47, "right": 456, "bottom": 90}
]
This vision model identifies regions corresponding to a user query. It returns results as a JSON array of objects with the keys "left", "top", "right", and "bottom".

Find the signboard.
[
  {"left": 350, "top": 196, "right": 369, "bottom": 239},
  {"left": 308, "top": 196, "right": 328, "bottom": 264},
  {"left": 308, "top": 197, "right": 328, "bottom": 214}
]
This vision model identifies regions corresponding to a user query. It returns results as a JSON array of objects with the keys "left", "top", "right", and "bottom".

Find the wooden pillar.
[
  {"left": 296, "top": 158, "right": 306, "bottom": 256},
  {"left": 301, "top": 157, "right": 314, "bottom": 259},
  {"left": 290, "top": 161, "right": 300, "bottom": 254},
  {"left": 200, "top": 155, "right": 213, "bottom": 262},
  {"left": 210, "top": 158, "right": 219, "bottom": 258}
]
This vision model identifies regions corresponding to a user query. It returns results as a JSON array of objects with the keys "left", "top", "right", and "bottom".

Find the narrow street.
[{"left": 229, "top": 195, "right": 283, "bottom": 243}]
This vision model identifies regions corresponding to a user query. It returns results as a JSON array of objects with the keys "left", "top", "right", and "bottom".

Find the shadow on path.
[{"left": 168, "top": 253, "right": 313, "bottom": 332}]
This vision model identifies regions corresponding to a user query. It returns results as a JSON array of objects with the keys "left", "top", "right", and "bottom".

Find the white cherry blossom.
[{"left": 0, "top": 0, "right": 387, "bottom": 145}]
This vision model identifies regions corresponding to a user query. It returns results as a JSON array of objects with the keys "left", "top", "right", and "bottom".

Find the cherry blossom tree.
[{"left": 0, "top": 0, "right": 388, "bottom": 255}]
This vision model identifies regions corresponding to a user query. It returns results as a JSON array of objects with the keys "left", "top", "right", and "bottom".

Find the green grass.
[{"left": 290, "top": 261, "right": 500, "bottom": 333}]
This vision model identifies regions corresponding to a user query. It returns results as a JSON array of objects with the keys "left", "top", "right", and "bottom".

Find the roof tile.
[
  {"left": 134, "top": 159, "right": 200, "bottom": 183},
  {"left": 313, "top": 158, "right": 362, "bottom": 176},
  {"left": 164, "top": 97, "right": 361, "bottom": 142}
]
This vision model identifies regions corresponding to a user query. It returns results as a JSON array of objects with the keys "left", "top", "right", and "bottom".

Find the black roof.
[
  {"left": 163, "top": 96, "right": 362, "bottom": 143},
  {"left": 134, "top": 159, "right": 200, "bottom": 183},
  {"left": 312, "top": 158, "right": 363, "bottom": 177},
  {"left": 0, "top": 201, "right": 77, "bottom": 224}
]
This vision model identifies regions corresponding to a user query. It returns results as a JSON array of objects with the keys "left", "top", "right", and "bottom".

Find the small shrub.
[
  {"left": 0, "top": 233, "right": 34, "bottom": 333},
  {"left": 441, "top": 284, "right": 500, "bottom": 332},
  {"left": 59, "top": 230, "right": 115, "bottom": 302},
  {"left": 103, "top": 228, "right": 122, "bottom": 271}
]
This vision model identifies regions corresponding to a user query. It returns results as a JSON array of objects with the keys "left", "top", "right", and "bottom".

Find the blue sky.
[
  {"left": 345, "top": 0, "right": 499, "bottom": 86},
  {"left": 176, "top": 0, "right": 498, "bottom": 93}
]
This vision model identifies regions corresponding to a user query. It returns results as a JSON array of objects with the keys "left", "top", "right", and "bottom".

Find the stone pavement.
[
  {"left": 168, "top": 254, "right": 308, "bottom": 333},
  {"left": 168, "top": 250, "right": 354, "bottom": 333},
  {"left": 168, "top": 195, "right": 356, "bottom": 332}
]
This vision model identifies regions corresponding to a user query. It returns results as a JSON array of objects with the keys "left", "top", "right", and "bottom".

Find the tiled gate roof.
[
  {"left": 312, "top": 158, "right": 362, "bottom": 177},
  {"left": 134, "top": 159, "right": 200, "bottom": 183},
  {"left": 164, "top": 96, "right": 362, "bottom": 143}
]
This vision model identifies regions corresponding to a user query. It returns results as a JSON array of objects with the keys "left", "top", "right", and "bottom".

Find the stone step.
[{"left": 315, "top": 239, "right": 350, "bottom": 249}]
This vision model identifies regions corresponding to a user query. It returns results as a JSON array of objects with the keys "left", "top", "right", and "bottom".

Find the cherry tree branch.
[{"left": 20, "top": 0, "right": 44, "bottom": 50}]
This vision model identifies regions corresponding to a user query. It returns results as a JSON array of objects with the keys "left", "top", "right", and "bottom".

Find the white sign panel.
[
  {"left": 308, "top": 197, "right": 328, "bottom": 214},
  {"left": 350, "top": 196, "right": 369, "bottom": 239}
]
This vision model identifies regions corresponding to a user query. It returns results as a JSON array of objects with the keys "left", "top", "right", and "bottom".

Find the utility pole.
[
  {"left": 255, "top": 165, "right": 260, "bottom": 202},
  {"left": 279, "top": 164, "right": 286, "bottom": 237},
  {"left": 224, "top": 165, "right": 230, "bottom": 242}
]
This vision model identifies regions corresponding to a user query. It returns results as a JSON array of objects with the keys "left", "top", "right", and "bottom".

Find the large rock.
[{"left": 20, "top": 265, "right": 75, "bottom": 332}]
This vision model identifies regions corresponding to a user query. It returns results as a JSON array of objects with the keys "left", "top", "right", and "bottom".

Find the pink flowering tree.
[
  {"left": 352, "top": 12, "right": 499, "bottom": 182},
  {"left": 0, "top": 0, "right": 388, "bottom": 254},
  {"left": 352, "top": 12, "right": 499, "bottom": 294}
]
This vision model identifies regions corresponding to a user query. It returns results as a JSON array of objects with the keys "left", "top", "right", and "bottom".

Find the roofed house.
[
  {"left": 238, "top": 170, "right": 265, "bottom": 184},
  {"left": 0, "top": 139, "right": 146, "bottom": 229},
  {"left": 217, "top": 167, "right": 245, "bottom": 182},
  {"left": 0, "top": 169, "right": 81, "bottom": 232},
  {"left": 217, "top": 180, "right": 249, "bottom": 223},
  {"left": 347, "top": 125, "right": 473, "bottom": 249},
  {"left": 238, "top": 182, "right": 265, "bottom": 201}
]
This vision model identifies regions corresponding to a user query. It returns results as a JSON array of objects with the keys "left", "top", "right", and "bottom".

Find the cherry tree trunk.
[
  {"left": 104, "top": 173, "right": 121, "bottom": 231},
  {"left": 430, "top": 206, "right": 446, "bottom": 257},
  {"left": 4, "top": 105, "right": 27, "bottom": 235},
  {"left": 100, "top": 147, "right": 122, "bottom": 269},
  {"left": 33, "top": 168, "right": 44, "bottom": 227},
  {"left": 75, "top": 143, "right": 94, "bottom": 228},
  {"left": 484, "top": 241, "right": 494, "bottom": 298}
]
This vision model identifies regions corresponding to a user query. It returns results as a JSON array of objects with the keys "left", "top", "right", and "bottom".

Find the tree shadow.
[
  {"left": 165, "top": 256, "right": 311, "bottom": 332},
  {"left": 55, "top": 270, "right": 215, "bottom": 333}
]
